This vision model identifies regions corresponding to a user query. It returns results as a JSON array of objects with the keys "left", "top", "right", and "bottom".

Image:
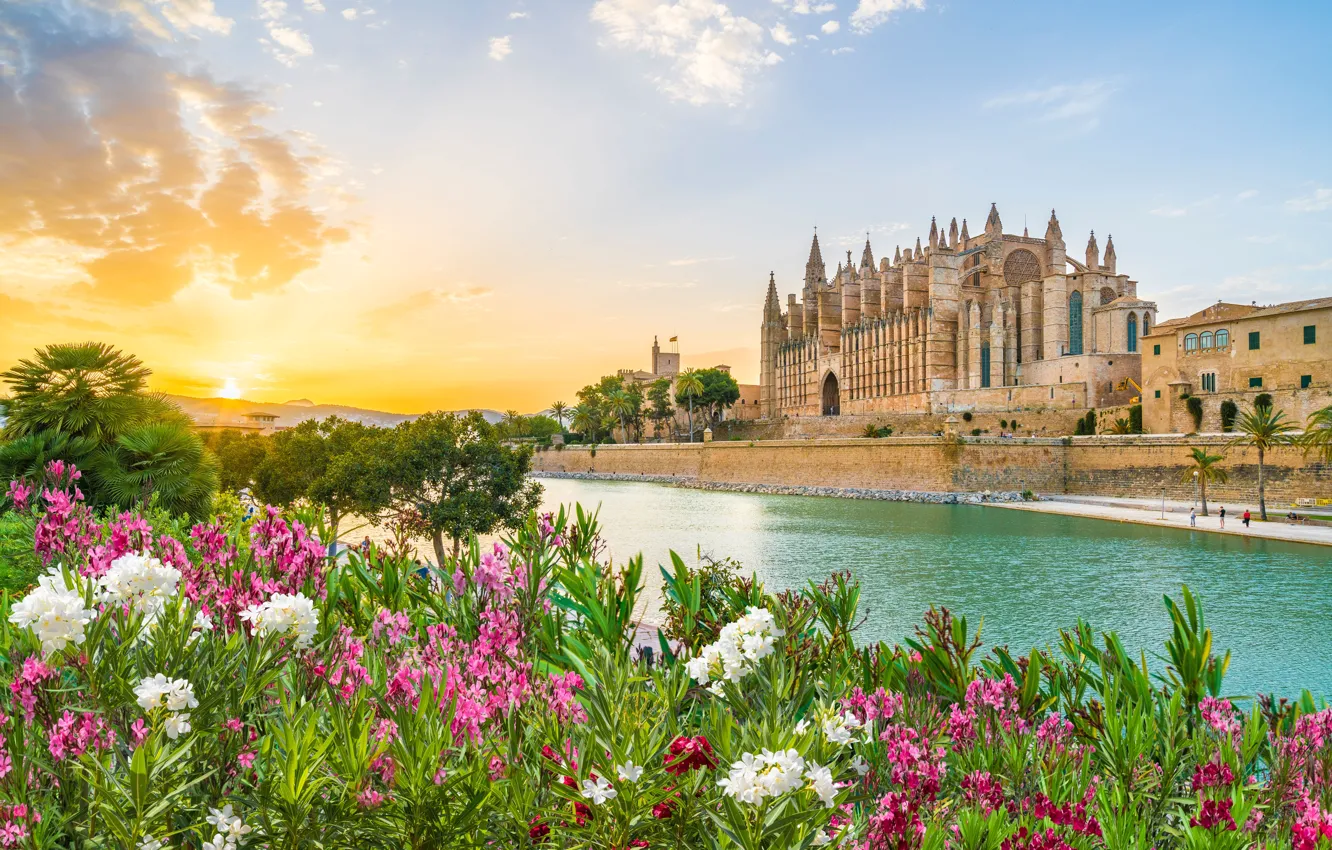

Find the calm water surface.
[{"left": 537, "top": 478, "right": 1332, "bottom": 701}]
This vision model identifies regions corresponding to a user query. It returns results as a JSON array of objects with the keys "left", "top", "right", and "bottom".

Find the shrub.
[
  {"left": 1129, "top": 403, "right": 1143, "bottom": 433},
  {"left": 1220, "top": 399, "right": 1239, "bottom": 431},
  {"left": 1255, "top": 393, "right": 1273, "bottom": 410},
  {"left": 1000, "top": 419, "right": 1008, "bottom": 429},
  {"left": 1074, "top": 419, "right": 1086, "bottom": 436},
  {"left": 1084, "top": 409, "right": 1097, "bottom": 435},
  {"left": 970, "top": 428, "right": 982, "bottom": 436},
  {"left": 961, "top": 411, "right": 973, "bottom": 422},
  {"left": 1010, "top": 419, "right": 1020, "bottom": 430},
  {"left": 1020, "top": 489, "right": 1035, "bottom": 501},
  {"left": 1187, "top": 395, "right": 1204, "bottom": 430}
]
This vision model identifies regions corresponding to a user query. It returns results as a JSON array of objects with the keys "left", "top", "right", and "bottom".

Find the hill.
[{"left": 168, "top": 395, "right": 504, "bottom": 430}]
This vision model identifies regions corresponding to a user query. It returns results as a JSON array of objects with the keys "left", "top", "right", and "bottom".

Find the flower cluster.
[
  {"left": 684, "top": 607, "right": 783, "bottom": 687},
  {"left": 8, "top": 567, "right": 96, "bottom": 655},
  {"left": 134, "top": 674, "right": 198, "bottom": 740},
  {"left": 240, "top": 592, "right": 320, "bottom": 648},
  {"left": 97, "top": 551, "right": 182, "bottom": 617},
  {"left": 717, "top": 749, "right": 822, "bottom": 806},
  {"left": 203, "top": 803, "right": 252, "bottom": 850}
]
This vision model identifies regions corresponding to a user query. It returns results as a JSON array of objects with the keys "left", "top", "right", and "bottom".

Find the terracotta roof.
[
  {"left": 1153, "top": 302, "right": 1255, "bottom": 330},
  {"left": 1246, "top": 296, "right": 1332, "bottom": 319}
]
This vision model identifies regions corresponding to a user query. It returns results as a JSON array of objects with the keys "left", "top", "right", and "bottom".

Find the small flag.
[{"left": 669, "top": 336, "right": 678, "bottom": 342}]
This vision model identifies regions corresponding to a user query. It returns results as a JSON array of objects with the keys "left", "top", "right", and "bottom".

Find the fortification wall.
[{"left": 532, "top": 436, "right": 1331, "bottom": 504}]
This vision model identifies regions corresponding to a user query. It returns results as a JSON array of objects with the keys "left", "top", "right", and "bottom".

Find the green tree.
[
  {"left": 1, "top": 342, "right": 151, "bottom": 441},
  {"left": 570, "top": 403, "right": 598, "bottom": 442},
  {"left": 695, "top": 368, "right": 741, "bottom": 425},
  {"left": 91, "top": 417, "right": 219, "bottom": 520},
  {"left": 550, "top": 401, "right": 568, "bottom": 430},
  {"left": 675, "top": 369, "right": 704, "bottom": 443},
  {"left": 254, "top": 417, "right": 391, "bottom": 553},
  {"left": 1228, "top": 404, "right": 1298, "bottom": 521},
  {"left": 1180, "top": 447, "right": 1228, "bottom": 517},
  {"left": 386, "top": 411, "right": 542, "bottom": 563},
  {"left": 607, "top": 388, "right": 635, "bottom": 443},
  {"left": 647, "top": 378, "right": 673, "bottom": 439},
  {"left": 204, "top": 429, "right": 270, "bottom": 493},
  {"left": 1301, "top": 404, "right": 1332, "bottom": 464}
]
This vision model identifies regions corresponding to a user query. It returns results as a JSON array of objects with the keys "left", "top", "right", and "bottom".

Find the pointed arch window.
[
  {"left": 980, "top": 343, "right": 992, "bottom": 388},
  {"left": 1068, "top": 291, "right": 1084, "bottom": 355},
  {"left": 1128, "top": 313, "right": 1138, "bottom": 352},
  {"left": 1143, "top": 313, "right": 1152, "bottom": 337}
]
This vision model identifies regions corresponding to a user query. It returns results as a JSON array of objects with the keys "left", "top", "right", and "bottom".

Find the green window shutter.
[
  {"left": 1154, "top": 389, "right": 1161, "bottom": 398},
  {"left": 1249, "top": 376, "right": 1263, "bottom": 388},
  {"left": 1305, "top": 325, "right": 1317, "bottom": 344},
  {"left": 1249, "top": 331, "right": 1260, "bottom": 350},
  {"left": 1153, "top": 343, "right": 1161, "bottom": 355},
  {"left": 1301, "top": 375, "right": 1313, "bottom": 388}
]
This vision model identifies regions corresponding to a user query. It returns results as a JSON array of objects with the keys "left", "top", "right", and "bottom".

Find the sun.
[{"left": 218, "top": 377, "right": 242, "bottom": 400}]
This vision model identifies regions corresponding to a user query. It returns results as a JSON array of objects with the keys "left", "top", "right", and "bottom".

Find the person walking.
[
  {"left": 1242, "top": 509, "right": 1251, "bottom": 528},
  {"left": 1190, "top": 507, "right": 1197, "bottom": 527},
  {"left": 1219, "top": 506, "right": 1226, "bottom": 529}
]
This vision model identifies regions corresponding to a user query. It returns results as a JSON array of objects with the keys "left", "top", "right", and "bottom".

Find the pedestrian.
[
  {"left": 1219, "top": 506, "right": 1225, "bottom": 529},
  {"left": 1242, "top": 509, "right": 1251, "bottom": 528},
  {"left": 360, "top": 536, "right": 372, "bottom": 556},
  {"left": 1189, "top": 507, "right": 1197, "bottom": 527}
]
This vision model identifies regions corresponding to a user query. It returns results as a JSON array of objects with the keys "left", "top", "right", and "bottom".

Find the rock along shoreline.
[{"left": 530, "top": 470, "right": 1029, "bottom": 505}]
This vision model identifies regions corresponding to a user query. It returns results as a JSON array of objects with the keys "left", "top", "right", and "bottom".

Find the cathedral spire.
[
  {"left": 985, "top": 203, "right": 1002, "bottom": 237},
  {"left": 804, "top": 228, "right": 826, "bottom": 289},
  {"left": 1086, "top": 230, "right": 1099, "bottom": 269},
  {"left": 764, "top": 272, "right": 781, "bottom": 319},
  {"left": 1044, "top": 209, "right": 1063, "bottom": 246},
  {"left": 914, "top": 236, "right": 922, "bottom": 258},
  {"left": 894, "top": 245, "right": 902, "bottom": 265},
  {"left": 928, "top": 216, "right": 938, "bottom": 250},
  {"left": 960, "top": 219, "right": 970, "bottom": 243},
  {"left": 860, "top": 234, "right": 874, "bottom": 270},
  {"left": 948, "top": 217, "right": 959, "bottom": 249},
  {"left": 1103, "top": 234, "right": 1116, "bottom": 274}
]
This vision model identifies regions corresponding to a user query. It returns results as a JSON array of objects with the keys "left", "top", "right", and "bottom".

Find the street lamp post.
[
  {"left": 1193, "top": 470, "right": 1200, "bottom": 509},
  {"left": 1161, "top": 487, "right": 1167, "bottom": 520}
]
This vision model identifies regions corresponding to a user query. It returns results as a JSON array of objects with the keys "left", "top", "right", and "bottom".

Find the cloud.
[
  {"left": 509, "top": 10, "right": 529, "bottom": 18},
  {"left": 489, "top": 35, "right": 512, "bottom": 60},
  {"left": 849, "top": 0, "right": 923, "bottom": 33},
  {"left": 342, "top": 8, "right": 358, "bottom": 19},
  {"left": 831, "top": 45, "right": 853, "bottom": 54},
  {"left": 821, "top": 19, "right": 840, "bottom": 33},
  {"left": 590, "top": 0, "right": 784, "bottom": 106},
  {"left": 91, "top": 0, "right": 235, "bottom": 37},
  {"left": 788, "top": 1, "right": 837, "bottom": 13},
  {"left": 1286, "top": 187, "right": 1332, "bottom": 213},
  {"left": 1298, "top": 258, "right": 1332, "bottom": 271},
  {"left": 983, "top": 78, "right": 1118, "bottom": 132},
  {"left": 1236, "top": 189, "right": 1259, "bottom": 201},
  {"left": 0, "top": 2, "right": 348, "bottom": 305},
  {"left": 770, "top": 23, "right": 795, "bottom": 45},
  {"left": 304, "top": 0, "right": 325, "bottom": 10},
  {"left": 257, "top": 0, "right": 314, "bottom": 66}
]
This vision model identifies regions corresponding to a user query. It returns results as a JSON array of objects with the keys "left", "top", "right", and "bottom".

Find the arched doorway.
[{"left": 821, "top": 372, "right": 840, "bottom": 416}]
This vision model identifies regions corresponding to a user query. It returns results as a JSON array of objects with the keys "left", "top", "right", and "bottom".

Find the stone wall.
[{"left": 533, "top": 436, "right": 1332, "bottom": 503}]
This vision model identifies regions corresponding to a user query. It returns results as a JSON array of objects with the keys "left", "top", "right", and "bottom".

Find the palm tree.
[
  {"left": 607, "top": 389, "right": 636, "bottom": 443},
  {"left": 503, "top": 409, "right": 522, "bottom": 438},
  {"left": 570, "top": 403, "right": 598, "bottom": 440},
  {"left": 675, "top": 369, "right": 704, "bottom": 443},
  {"left": 1301, "top": 404, "right": 1332, "bottom": 463},
  {"left": 92, "top": 419, "right": 220, "bottom": 519},
  {"left": 550, "top": 401, "right": 568, "bottom": 431},
  {"left": 1228, "top": 404, "right": 1298, "bottom": 521},
  {"left": 1180, "top": 447, "right": 1228, "bottom": 517},
  {"left": 1, "top": 342, "right": 150, "bottom": 441}
]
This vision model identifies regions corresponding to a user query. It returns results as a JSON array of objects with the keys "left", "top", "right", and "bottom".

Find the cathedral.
[{"left": 759, "top": 205, "right": 1157, "bottom": 419}]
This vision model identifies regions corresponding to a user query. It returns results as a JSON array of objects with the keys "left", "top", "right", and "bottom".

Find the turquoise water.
[{"left": 537, "top": 478, "right": 1332, "bottom": 701}]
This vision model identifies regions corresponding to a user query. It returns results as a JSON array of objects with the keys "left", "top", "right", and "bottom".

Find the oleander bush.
[{"left": 1, "top": 461, "right": 1332, "bottom": 849}]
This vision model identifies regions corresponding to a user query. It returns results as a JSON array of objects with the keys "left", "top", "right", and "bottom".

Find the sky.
[{"left": 2, "top": 0, "right": 1331, "bottom": 414}]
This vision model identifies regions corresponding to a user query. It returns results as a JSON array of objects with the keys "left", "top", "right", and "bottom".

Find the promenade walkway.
[{"left": 989, "top": 494, "right": 1332, "bottom": 548}]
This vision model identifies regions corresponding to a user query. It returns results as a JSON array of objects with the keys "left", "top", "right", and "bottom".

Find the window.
[
  {"left": 1305, "top": 325, "right": 1317, "bottom": 345},
  {"left": 1068, "top": 291, "right": 1084, "bottom": 355},
  {"left": 1216, "top": 329, "right": 1230, "bottom": 348},
  {"left": 1201, "top": 372, "right": 1217, "bottom": 393},
  {"left": 1153, "top": 343, "right": 1161, "bottom": 355},
  {"left": 1249, "top": 331, "right": 1261, "bottom": 350},
  {"left": 1127, "top": 313, "right": 1138, "bottom": 352},
  {"left": 1249, "top": 377, "right": 1263, "bottom": 388},
  {"left": 980, "top": 343, "right": 991, "bottom": 388},
  {"left": 1143, "top": 313, "right": 1152, "bottom": 336},
  {"left": 1184, "top": 333, "right": 1199, "bottom": 352},
  {"left": 1302, "top": 375, "right": 1313, "bottom": 388},
  {"left": 1200, "top": 331, "right": 1214, "bottom": 349},
  {"left": 1155, "top": 389, "right": 1162, "bottom": 398}
]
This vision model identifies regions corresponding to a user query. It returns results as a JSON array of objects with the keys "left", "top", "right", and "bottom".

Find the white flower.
[
  {"left": 823, "top": 711, "right": 861, "bottom": 746},
  {"left": 685, "top": 607, "right": 784, "bottom": 687},
  {"left": 813, "top": 831, "right": 832, "bottom": 846},
  {"left": 97, "top": 552, "right": 181, "bottom": 616},
  {"left": 205, "top": 803, "right": 250, "bottom": 844},
  {"left": 794, "top": 718, "right": 810, "bottom": 734},
  {"left": 134, "top": 675, "right": 198, "bottom": 713},
  {"left": 616, "top": 761, "right": 643, "bottom": 782},
  {"left": 580, "top": 775, "right": 617, "bottom": 804},
  {"left": 851, "top": 754, "right": 869, "bottom": 776},
  {"left": 163, "top": 712, "right": 192, "bottom": 740},
  {"left": 717, "top": 748, "right": 807, "bottom": 806},
  {"left": 240, "top": 592, "right": 319, "bottom": 648},
  {"left": 194, "top": 610, "right": 214, "bottom": 632},
  {"left": 805, "top": 763, "right": 837, "bottom": 808},
  {"left": 8, "top": 566, "right": 96, "bottom": 655},
  {"left": 139, "top": 838, "right": 165, "bottom": 850},
  {"left": 201, "top": 836, "right": 230, "bottom": 850}
]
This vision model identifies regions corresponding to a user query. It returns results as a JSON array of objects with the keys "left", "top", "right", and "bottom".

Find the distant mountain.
[{"left": 168, "top": 395, "right": 505, "bottom": 430}]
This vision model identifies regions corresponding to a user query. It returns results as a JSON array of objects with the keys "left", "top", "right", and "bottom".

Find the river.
[{"left": 536, "top": 477, "right": 1332, "bottom": 701}]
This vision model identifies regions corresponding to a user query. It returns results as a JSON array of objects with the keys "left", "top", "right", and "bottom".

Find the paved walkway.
[{"left": 987, "top": 495, "right": 1332, "bottom": 547}]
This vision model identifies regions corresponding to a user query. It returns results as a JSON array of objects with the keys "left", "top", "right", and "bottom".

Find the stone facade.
[
  {"left": 532, "top": 436, "right": 1330, "bottom": 504},
  {"left": 1142, "top": 298, "right": 1332, "bottom": 433},
  {"left": 759, "top": 206, "right": 1157, "bottom": 421}
]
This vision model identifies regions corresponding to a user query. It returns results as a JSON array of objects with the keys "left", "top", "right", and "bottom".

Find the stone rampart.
[{"left": 532, "top": 436, "right": 1331, "bottom": 504}]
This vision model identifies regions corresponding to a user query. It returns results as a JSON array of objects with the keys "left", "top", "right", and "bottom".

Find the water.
[{"left": 537, "top": 478, "right": 1332, "bottom": 701}]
